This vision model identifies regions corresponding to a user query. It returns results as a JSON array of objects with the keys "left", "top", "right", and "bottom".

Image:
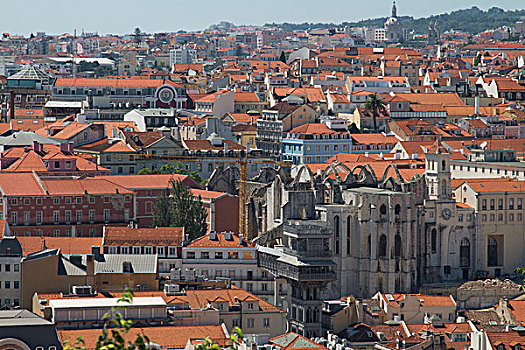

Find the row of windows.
[
  {"left": 1, "top": 298, "right": 19, "bottom": 307},
  {"left": 283, "top": 143, "right": 349, "bottom": 153},
  {"left": 106, "top": 246, "right": 177, "bottom": 256},
  {"left": 454, "top": 164, "right": 522, "bottom": 177},
  {"left": 223, "top": 317, "right": 268, "bottom": 329},
  {"left": 481, "top": 213, "right": 523, "bottom": 222},
  {"left": 481, "top": 198, "right": 523, "bottom": 211},
  {"left": 10, "top": 195, "right": 130, "bottom": 206},
  {"left": 0, "top": 264, "right": 19, "bottom": 272},
  {"left": 185, "top": 251, "right": 253, "bottom": 260},
  {"left": 0, "top": 280, "right": 19, "bottom": 289},
  {"left": 17, "top": 228, "right": 96, "bottom": 237},
  {"left": 10, "top": 209, "right": 120, "bottom": 225}
]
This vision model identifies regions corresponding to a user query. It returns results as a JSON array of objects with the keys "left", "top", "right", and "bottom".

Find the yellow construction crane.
[{"left": 136, "top": 153, "right": 290, "bottom": 237}]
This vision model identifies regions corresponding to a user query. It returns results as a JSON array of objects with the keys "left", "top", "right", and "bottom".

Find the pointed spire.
[{"left": 392, "top": 1, "right": 397, "bottom": 18}]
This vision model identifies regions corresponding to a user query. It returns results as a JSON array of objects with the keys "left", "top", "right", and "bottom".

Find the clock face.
[
  {"left": 442, "top": 208, "right": 452, "bottom": 220},
  {"left": 158, "top": 87, "right": 174, "bottom": 104}
]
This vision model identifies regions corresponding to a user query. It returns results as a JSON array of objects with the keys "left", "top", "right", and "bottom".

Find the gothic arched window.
[
  {"left": 431, "top": 228, "right": 437, "bottom": 253},
  {"left": 378, "top": 234, "right": 387, "bottom": 258},
  {"left": 334, "top": 215, "right": 340, "bottom": 255},
  {"left": 488, "top": 237, "right": 498, "bottom": 267},
  {"left": 394, "top": 234, "right": 402, "bottom": 258},
  {"left": 460, "top": 238, "right": 470, "bottom": 267}
]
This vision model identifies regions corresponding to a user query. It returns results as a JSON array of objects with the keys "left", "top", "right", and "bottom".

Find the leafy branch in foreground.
[
  {"left": 196, "top": 327, "right": 244, "bottom": 350},
  {"left": 63, "top": 289, "right": 244, "bottom": 350},
  {"left": 63, "top": 289, "right": 150, "bottom": 350}
]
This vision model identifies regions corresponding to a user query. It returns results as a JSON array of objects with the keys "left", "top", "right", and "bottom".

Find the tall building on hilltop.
[
  {"left": 384, "top": 1, "right": 407, "bottom": 43},
  {"left": 366, "top": 1, "right": 407, "bottom": 43}
]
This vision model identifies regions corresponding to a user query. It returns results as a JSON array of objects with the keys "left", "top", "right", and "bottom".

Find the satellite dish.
[{"left": 480, "top": 141, "right": 488, "bottom": 149}]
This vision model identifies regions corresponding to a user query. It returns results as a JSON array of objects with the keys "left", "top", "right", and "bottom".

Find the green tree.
[
  {"left": 153, "top": 189, "right": 172, "bottom": 227},
  {"left": 474, "top": 53, "right": 482, "bottom": 66},
  {"left": 133, "top": 27, "right": 142, "bottom": 45},
  {"left": 348, "top": 123, "right": 361, "bottom": 134},
  {"left": 234, "top": 45, "right": 243, "bottom": 58},
  {"left": 153, "top": 179, "right": 207, "bottom": 241},
  {"left": 190, "top": 171, "right": 205, "bottom": 187},
  {"left": 159, "top": 162, "right": 187, "bottom": 175},
  {"left": 138, "top": 167, "right": 157, "bottom": 175},
  {"left": 279, "top": 51, "right": 286, "bottom": 63},
  {"left": 364, "top": 94, "right": 386, "bottom": 131}
]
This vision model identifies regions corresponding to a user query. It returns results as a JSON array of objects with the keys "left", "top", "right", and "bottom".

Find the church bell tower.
[{"left": 392, "top": 1, "right": 398, "bottom": 18}]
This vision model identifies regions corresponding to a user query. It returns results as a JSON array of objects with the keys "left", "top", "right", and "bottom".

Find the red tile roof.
[
  {"left": 234, "top": 92, "right": 260, "bottom": 102},
  {"left": 183, "top": 139, "right": 244, "bottom": 151},
  {"left": 288, "top": 123, "right": 338, "bottom": 135},
  {"left": 0, "top": 173, "right": 47, "bottom": 196},
  {"left": 187, "top": 232, "right": 254, "bottom": 248},
  {"left": 96, "top": 174, "right": 200, "bottom": 190},
  {"left": 381, "top": 292, "right": 456, "bottom": 308},
  {"left": 54, "top": 78, "right": 182, "bottom": 88},
  {"left": 104, "top": 226, "right": 183, "bottom": 246},
  {"left": 42, "top": 178, "right": 134, "bottom": 195},
  {"left": 351, "top": 133, "right": 398, "bottom": 145},
  {"left": 17, "top": 236, "right": 102, "bottom": 255},
  {"left": 58, "top": 325, "right": 228, "bottom": 350},
  {"left": 460, "top": 178, "right": 525, "bottom": 193}
]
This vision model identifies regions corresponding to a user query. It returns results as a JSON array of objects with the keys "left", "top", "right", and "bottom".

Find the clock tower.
[{"left": 424, "top": 141, "right": 451, "bottom": 201}]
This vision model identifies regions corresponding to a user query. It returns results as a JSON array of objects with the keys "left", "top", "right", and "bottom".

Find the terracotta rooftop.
[
  {"left": 183, "top": 139, "right": 244, "bottom": 151},
  {"left": 95, "top": 174, "right": 201, "bottom": 190},
  {"left": 54, "top": 78, "right": 182, "bottom": 88},
  {"left": 17, "top": 236, "right": 103, "bottom": 256},
  {"left": 288, "top": 123, "right": 338, "bottom": 135},
  {"left": 103, "top": 226, "right": 183, "bottom": 246},
  {"left": 186, "top": 231, "right": 254, "bottom": 248},
  {"left": 58, "top": 325, "right": 228, "bottom": 350}
]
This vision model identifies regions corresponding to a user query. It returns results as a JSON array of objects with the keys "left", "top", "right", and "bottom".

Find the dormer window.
[{"left": 122, "top": 261, "right": 132, "bottom": 273}]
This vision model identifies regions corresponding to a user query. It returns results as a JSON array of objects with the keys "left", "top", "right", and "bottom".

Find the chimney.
[
  {"left": 86, "top": 254, "right": 94, "bottom": 277},
  {"left": 33, "top": 141, "right": 40, "bottom": 153},
  {"left": 68, "top": 142, "right": 74, "bottom": 153},
  {"left": 91, "top": 246, "right": 101, "bottom": 261},
  {"left": 475, "top": 96, "right": 480, "bottom": 115},
  {"left": 60, "top": 143, "right": 68, "bottom": 153},
  {"left": 69, "top": 254, "right": 83, "bottom": 268}
]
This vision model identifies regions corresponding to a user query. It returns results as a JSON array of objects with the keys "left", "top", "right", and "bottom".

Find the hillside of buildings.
[
  {"left": 3, "top": 2, "right": 525, "bottom": 348},
  {"left": 266, "top": 7, "right": 525, "bottom": 35}
]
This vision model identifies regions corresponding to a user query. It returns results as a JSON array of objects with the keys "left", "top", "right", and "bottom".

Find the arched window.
[
  {"left": 334, "top": 215, "right": 340, "bottom": 255},
  {"left": 122, "top": 261, "right": 132, "bottom": 273},
  {"left": 378, "top": 234, "right": 387, "bottom": 258},
  {"left": 346, "top": 216, "right": 352, "bottom": 255},
  {"left": 431, "top": 228, "right": 437, "bottom": 253},
  {"left": 367, "top": 235, "right": 372, "bottom": 256},
  {"left": 380, "top": 204, "right": 387, "bottom": 215},
  {"left": 488, "top": 237, "right": 498, "bottom": 267},
  {"left": 274, "top": 181, "right": 282, "bottom": 220},
  {"left": 394, "top": 234, "right": 402, "bottom": 257},
  {"left": 395, "top": 204, "right": 401, "bottom": 215},
  {"left": 442, "top": 179, "right": 447, "bottom": 196},
  {"left": 442, "top": 159, "right": 447, "bottom": 171},
  {"left": 460, "top": 238, "right": 470, "bottom": 267}
]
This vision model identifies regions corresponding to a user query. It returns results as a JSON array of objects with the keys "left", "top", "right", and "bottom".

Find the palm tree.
[{"left": 364, "top": 94, "right": 386, "bottom": 131}]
